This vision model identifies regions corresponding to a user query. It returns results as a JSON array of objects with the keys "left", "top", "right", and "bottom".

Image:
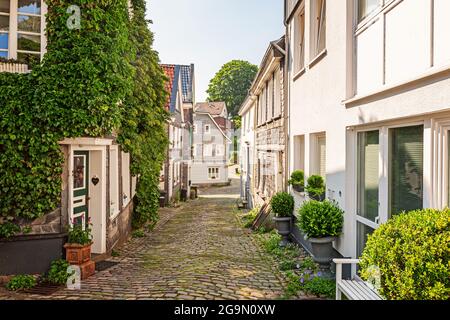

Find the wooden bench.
[{"left": 333, "top": 259, "right": 383, "bottom": 300}]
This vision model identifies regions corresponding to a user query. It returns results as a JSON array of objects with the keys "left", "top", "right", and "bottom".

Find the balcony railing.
[{"left": 0, "top": 62, "right": 29, "bottom": 74}]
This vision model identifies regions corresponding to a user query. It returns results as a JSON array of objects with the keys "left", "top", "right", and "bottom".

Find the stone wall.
[{"left": 106, "top": 200, "right": 133, "bottom": 252}]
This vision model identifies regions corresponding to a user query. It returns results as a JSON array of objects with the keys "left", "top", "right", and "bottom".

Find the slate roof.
[
  {"left": 180, "top": 65, "right": 194, "bottom": 103},
  {"left": 194, "top": 102, "right": 227, "bottom": 117}
]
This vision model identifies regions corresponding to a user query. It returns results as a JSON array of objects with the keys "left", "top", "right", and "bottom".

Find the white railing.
[{"left": 0, "top": 62, "right": 29, "bottom": 74}]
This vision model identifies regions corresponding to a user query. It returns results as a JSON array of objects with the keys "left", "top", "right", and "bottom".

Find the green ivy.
[
  {"left": 0, "top": 0, "right": 168, "bottom": 236},
  {"left": 6, "top": 275, "right": 37, "bottom": 291},
  {"left": 118, "top": 0, "right": 169, "bottom": 228}
]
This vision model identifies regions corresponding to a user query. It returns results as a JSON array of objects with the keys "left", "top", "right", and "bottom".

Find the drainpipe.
[{"left": 283, "top": 11, "right": 290, "bottom": 194}]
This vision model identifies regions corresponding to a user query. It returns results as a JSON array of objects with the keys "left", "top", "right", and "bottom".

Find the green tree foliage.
[
  {"left": 118, "top": 0, "right": 169, "bottom": 228},
  {"left": 207, "top": 60, "right": 258, "bottom": 116},
  {"left": 0, "top": 0, "right": 167, "bottom": 235}
]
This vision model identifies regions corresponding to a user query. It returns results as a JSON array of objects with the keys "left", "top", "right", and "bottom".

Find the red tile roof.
[{"left": 161, "top": 64, "right": 175, "bottom": 110}]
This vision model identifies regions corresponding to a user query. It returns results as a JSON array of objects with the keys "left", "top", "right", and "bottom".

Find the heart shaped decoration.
[{"left": 91, "top": 176, "right": 100, "bottom": 186}]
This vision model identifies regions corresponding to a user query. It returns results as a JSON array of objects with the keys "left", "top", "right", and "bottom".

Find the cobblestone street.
[{"left": 0, "top": 177, "right": 286, "bottom": 300}]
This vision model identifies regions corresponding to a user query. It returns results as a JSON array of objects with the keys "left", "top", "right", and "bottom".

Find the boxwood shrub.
[
  {"left": 297, "top": 200, "right": 344, "bottom": 238},
  {"left": 271, "top": 192, "right": 295, "bottom": 217},
  {"left": 359, "top": 209, "right": 450, "bottom": 300}
]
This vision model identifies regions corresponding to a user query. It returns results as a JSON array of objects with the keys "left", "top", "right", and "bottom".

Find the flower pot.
[
  {"left": 307, "top": 236, "right": 336, "bottom": 265},
  {"left": 292, "top": 184, "right": 304, "bottom": 193},
  {"left": 309, "top": 192, "right": 326, "bottom": 202},
  {"left": 64, "top": 243, "right": 92, "bottom": 265},
  {"left": 273, "top": 217, "right": 292, "bottom": 247}
]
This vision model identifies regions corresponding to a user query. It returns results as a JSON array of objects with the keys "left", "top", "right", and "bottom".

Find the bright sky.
[{"left": 146, "top": 0, "right": 285, "bottom": 102}]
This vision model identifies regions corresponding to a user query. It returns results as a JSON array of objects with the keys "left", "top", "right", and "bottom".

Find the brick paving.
[{"left": 0, "top": 179, "right": 286, "bottom": 300}]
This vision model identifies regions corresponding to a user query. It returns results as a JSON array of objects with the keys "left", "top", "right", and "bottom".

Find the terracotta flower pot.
[{"left": 64, "top": 243, "right": 92, "bottom": 265}]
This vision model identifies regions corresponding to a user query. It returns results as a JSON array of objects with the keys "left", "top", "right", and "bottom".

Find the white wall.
[
  {"left": 356, "top": 0, "right": 450, "bottom": 95},
  {"left": 287, "top": 0, "right": 450, "bottom": 258}
]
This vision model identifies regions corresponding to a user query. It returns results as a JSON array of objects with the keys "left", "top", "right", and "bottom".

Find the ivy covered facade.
[{"left": 0, "top": 0, "right": 168, "bottom": 275}]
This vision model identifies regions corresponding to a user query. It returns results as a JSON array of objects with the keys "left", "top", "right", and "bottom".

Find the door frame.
[{"left": 68, "top": 144, "right": 107, "bottom": 254}]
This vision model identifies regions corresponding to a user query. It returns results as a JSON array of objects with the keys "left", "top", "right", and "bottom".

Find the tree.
[{"left": 207, "top": 60, "right": 258, "bottom": 117}]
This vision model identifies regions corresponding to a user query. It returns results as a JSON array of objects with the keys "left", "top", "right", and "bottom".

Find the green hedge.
[
  {"left": 297, "top": 200, "right": 343, "bottom": 238},
  {"left": 360, "top": 209, "right": 450, "bottom": 300},
  {"left": 271, "top": 192, "right": 294, "bottom": 217}
]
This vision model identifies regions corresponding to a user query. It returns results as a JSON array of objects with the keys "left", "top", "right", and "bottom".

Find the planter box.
[
  {"left": 64, "top": 243, "right": 92, "bottom": 265},
  {"left": 0, "top": 233, "right": 66, "bottom": 275},
  {"left": 79, "top": 261, "right": 95, "bottom": 280}
]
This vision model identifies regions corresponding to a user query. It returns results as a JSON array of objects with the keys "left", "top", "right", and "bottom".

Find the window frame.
[
  {"left": 0, "top": 0, "right": 46, "bottom": 62},
  {"left": 310, "top": 0, "right": 326, "bottom": 61},
  {"left": 293, "top": 4, "right": 306, "bottom": 74},
  {"left": 352, "top": 121, "right": 425, "bottom": 258},
  {"left": 208, "top": 167, "right": 219, "bottom": 180}
]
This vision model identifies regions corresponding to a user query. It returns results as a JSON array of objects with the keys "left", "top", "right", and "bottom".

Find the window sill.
[
  {"left": 293, "top": 67, "right": 306, "bottom": 82},
  {"left": 343, "top": 64, "right": 450, "bottom": 108},
  {"left": 309, "top": 49, "right": 327, "bottom": 69}
]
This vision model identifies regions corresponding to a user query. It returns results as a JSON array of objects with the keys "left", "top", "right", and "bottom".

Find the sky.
[{"left": 146, "top": 0, "right": 285, "bottom": 102}]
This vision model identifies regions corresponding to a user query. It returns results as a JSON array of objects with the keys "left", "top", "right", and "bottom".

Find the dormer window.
[{"left": 0, "top": 0, "right": 44, "bottom": 64}]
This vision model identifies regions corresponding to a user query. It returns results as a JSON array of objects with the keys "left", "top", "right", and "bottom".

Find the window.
[
  {"left": 357, "top": 130, "right": 379, "bottom": 222},
  {"left": 311, "top": 0, "right": 326, "bottom": 59},
  {"left": 203, "top": 144, "right": 212, "bottom": 157},
  {"left": 358, "top": 0, "right": 380, "bottom": 23},
  {"left": 389, "top": 125, "right": 424, "bottom": 216},
  {"left": 265, "top": 81, "right": 269, "bottom": 122},
  {"left": 294, "top": 135, "right": 305, "bottom": 172},
  {"left": 192, "top": 124, "right": 197, "bottom": 134},
  {"left": 268, "top": 76, "right": 274, "bottom": 120},
  {"left": 216, "top": 144, "right": 224, "bottom": 157},
  {"left": 274, "top": 69, "right": 281, "bottom": 117},
  {"left": 312, "top": 133, "right": 326, "bottom": 178},
  {"left": 294, "top": 7, "right": 305, "bottom": 72},
  {"left": 356, "top": 222, "right": 375, "bottom": 257},
  {"left": 208, "top": 167, "right": 219, "bottom": 180},
  {"left": 0, "top": 0, "right": 43, "bottom": 63},
  {"left": 204, "top": 124, "right": 210, "bottom": 134}
]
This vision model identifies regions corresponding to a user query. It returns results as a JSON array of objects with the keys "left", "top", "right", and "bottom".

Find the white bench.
[{"left": 333, "top": 259, "right": 383, "bottom": 300}]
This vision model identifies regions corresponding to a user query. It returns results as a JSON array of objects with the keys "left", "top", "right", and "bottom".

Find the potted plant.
[
  {"left": 288, "top": 170, "right": 305, "bottom": 192},
  {"left": 271, "top": 192, "right": 295, "bottom": 247},
  {"left": 298, "top": 200, "right": 344, "bottom": 265},
  {"left": 64, "top": 223, "right": 93, "bottom": 265},
  {"left": 306, "top": 175, "right": 326, "bottom": 201}
]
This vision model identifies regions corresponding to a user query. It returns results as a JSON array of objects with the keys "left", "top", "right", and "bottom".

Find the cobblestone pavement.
[{"left": 0, "top": 179, "right": 286, "bottom": 300}]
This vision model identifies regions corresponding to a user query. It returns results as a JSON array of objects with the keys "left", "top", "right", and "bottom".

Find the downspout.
[{"left": 283, "top": 8, "right": 291, "bottom": 194}]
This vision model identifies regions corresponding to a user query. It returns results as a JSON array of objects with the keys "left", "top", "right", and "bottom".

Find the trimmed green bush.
[
  {"left": 46, "top": 259, "right": 72, "bottom": 285},
  {"left": 359, "top": 209, "right": 450, "bottom": 300},
  {"left": 288, "top": 170, "right": 304, "bottom": 188},
  {"left": 6, "top": 275, "right": 36, "bottom": 291},
  {"left": 306, "top": 175, "right": 326, "bottom": 200},
  {"left": 298, "top": 200, "right": 344, "bottom": 238},
  {"left": 271, "top": 192, "right": 295, "bottom": 217}
]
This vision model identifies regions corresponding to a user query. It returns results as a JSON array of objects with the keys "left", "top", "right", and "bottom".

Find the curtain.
[{"left": 389, "top": 125, "right": 424, "bottom": 215}]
